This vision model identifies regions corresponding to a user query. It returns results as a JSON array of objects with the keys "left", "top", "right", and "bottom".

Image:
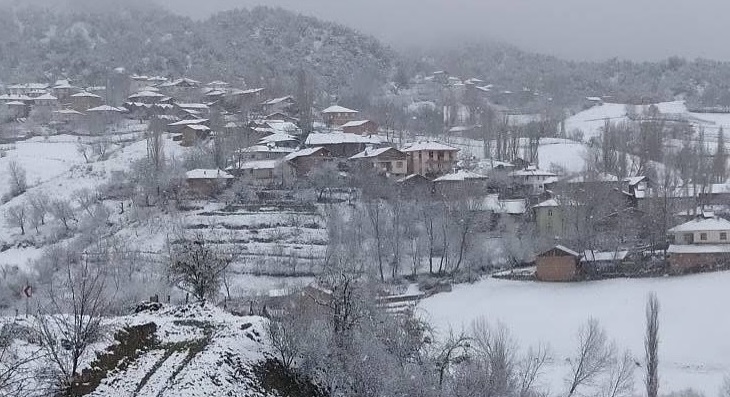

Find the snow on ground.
[
  {"left": 418, "top": 271, "right": 730, "bottom": 396},
  {"left": 10, "top": 304, "right": 272, "bottom": 396},
  {"left": 537, "top": 138, "right": 587, "bottom": 174},
  {"left": 564, "top": 103, "right": 629, "bottom": 142}
]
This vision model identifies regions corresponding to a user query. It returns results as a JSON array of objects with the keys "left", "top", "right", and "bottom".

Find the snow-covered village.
[{"left": 0, "top": 1, "right": 730, "bottom": 396}]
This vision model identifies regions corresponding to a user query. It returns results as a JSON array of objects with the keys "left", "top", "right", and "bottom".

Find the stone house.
[{"left": 401, "top": 141, "right": 459, "bottom": 177}]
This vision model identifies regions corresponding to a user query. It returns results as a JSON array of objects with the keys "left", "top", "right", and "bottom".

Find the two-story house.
[
  {"left": 509, "top": 167, "right": 558, "bottom": 196},
  {"left": 321, "top": 105, "right": 359, "bottom": 127},
  {"left": 667, "top": 217, "right": 730, "bottom": 272},
  {"left": 401, "top": 141, "right": 459, "bottom": 177},
  {"left": 350, "top": 147, "right": 408, "bottom": 177}
]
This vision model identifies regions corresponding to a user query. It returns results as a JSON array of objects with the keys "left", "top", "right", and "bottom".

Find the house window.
[
  {"left": 548, "top": 210, "right": 553, "bottom": 217},
  {"left": 397, "top": 161, "right": 404, "bottom": 168},
  {"left": 683, "top": 233, "right": 693, "bottom": 244},
  {"left": 722, "top": 232, "right": 728, "bottom": 241},
  {"left": 700, "top": 233, "right": 708, "bottom": 241},
  {"left": 429, "top": 151, "right": 434, "bottom": 159}
]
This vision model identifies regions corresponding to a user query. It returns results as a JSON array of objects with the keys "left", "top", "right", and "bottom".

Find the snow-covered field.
[{"left": 418, "top": 272, "right": 730, "bottom": 396}]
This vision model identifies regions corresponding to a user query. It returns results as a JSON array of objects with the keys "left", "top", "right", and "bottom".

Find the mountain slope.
[{"left": 0, "top": 3, "right": 394, "bottom": 94}]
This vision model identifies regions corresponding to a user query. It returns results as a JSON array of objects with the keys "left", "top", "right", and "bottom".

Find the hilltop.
[{"left": 0, "top": 3, "right": 393, "bottom": 97}]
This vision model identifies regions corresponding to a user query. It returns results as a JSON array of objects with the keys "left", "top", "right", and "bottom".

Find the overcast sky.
[{"left": 151, "top": 0, "right": 728, "bottom": 62}]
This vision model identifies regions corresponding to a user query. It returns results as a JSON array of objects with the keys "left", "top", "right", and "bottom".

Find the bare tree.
[
  {"left": 73, "top": 188, "right": 99, "bottom": 217},
  {"left": 645, "top": 293, "right": 660, "bottom": 397},
  {"left": 7, "top": 160, "right": 27, "bottom": 197},
  {"left": 49, "top": 199, "right": 76, "bottom": 231},
  {"left": 168, "top": 239, "right": 232, "bottom": 303},
  {"left": 566, "top": 318, "right": 615, "bottom": 397},
  {"left": 35, "top": 254, "right": 109, "bottom": 392},
  {"left": 5, "top": 205, "right": 27, "bottom": 235},
  {"left": 601, "top": 350, "right": 635, "bottom": 397},
  {"left": 28, "top": 192, "right": 50, "bottom": 227},
  {"left": 517, "top": 344, "right": 550, "bottom": 397},
  {"left": 435, "top": 330, "right": 471, "bottom": 387},
  {"left": 0, "top": 320, "right": 42, "bottom": 395}
]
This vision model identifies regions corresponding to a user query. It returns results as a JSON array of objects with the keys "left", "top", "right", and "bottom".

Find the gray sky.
[{"left": 152, "top": 0, "right": 729, "bottom": 61}]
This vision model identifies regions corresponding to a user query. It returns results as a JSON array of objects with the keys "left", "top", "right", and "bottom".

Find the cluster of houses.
[{"left": 531, "top": 172, "right": 730, "bottom": 281}]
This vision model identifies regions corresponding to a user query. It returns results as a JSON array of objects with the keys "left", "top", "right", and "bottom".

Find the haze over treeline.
[{"left": 146, "top": 0, "right": 730, "bottom": 62}]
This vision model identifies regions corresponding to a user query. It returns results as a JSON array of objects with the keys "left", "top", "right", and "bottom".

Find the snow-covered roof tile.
[{"left": 321, "top": 105, "right": 358, "bottom": 114}]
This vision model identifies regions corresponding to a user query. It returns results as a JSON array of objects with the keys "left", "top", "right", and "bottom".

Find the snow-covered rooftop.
[
  {"left": 70, "top": 91, "right": 102, "bottom": 98},
  {"left": 177, "top": 103, "right": 209, "bottom": 110},
  {"left": 668, "top": 217, "right": 730, "bottom": 233},
  {"left": 401, "top": 141, "right": 458, "bottom": 152},
  {"left": 234, "top": 160, "right": 281, "bottom": 170},
  {"left": 510, "top": 167, "right": 558, "bottom": 177},
  {"left": 263, "top": 96, "right": 293, "bottom": 105},
  {"left": 350, "top": 147, "right": 402, "bottom": 159},
  {"left": 582, "top": 250, "right": 629, "bottom": 262},
  {"left": 341, "top": 120, "right": 372, "bottom": 128},
  {"left": 305, "top": 132, "right": 381, "bottom": 146},
  {"left": 34, "top": 93, "right": 58, "bottom": 101},
  {"left": 285, "top": 147, "right": 326, "bottom": 161},
  {"left": 321, "top": 105, "right": 358, "bottom": 114},
  {"left": 129, "top": 91, "right": 166, "bottom": 99},
  {"left": 259, "top": 133, "right": 298, "bottom": 144},
  {"left": 86, "top": 105, "right": 124, "bottom": 112},
  {"left": 183, "top": 124, "right": 211, "bottom": 131},
  {"left": 433, "top": 169, "right": 487, "bottom": 182},
  {"left": 540, "top": 245, "right": 581, "bottom": 257},
  {"left": 168, "top": 118, "right": 208, "bottom": 126}
]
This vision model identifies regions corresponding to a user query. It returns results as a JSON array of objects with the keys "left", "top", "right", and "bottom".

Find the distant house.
[
  {"left": 396, "top": 174, "right": 433, "bottom": 196},
  {"left": 233, "top": 145, "right": 295, "bottom": 163},
  {"left": 228, "top": 159, "right": 294, "bottom": 186},
  {"left": 341, "top": 120, "right": 378, "bottom": 135},
  {"left": 401, "top": 141, "right": 459, "bottom": 177},
  {"left": 51, "top": 79, "right": 77, "bottom": 102},
  {"left": 259, "top": 133, "right": 300, "bottom": 149},
  {"left": 564, "top": 172, "right": 619, "bottom": 190},
  {"left": 7, "top": 83, "right": 49, "bottom": 96},
  {"left": 622, "top": 176, "right": 653, "bottom": 207},
  {"left": 33, "top": 93, "right": 59, "bottom": 109},
  {"left": 52, "top": 109, "right": 85, "bottom": 124},
  {"left": 584, "top": 96, "right": 604, "bottom": 108},
  {"left": 532, "top": 197, "right": 580, "bottom": 241},
  {"left": 285, "top": 147, "right": 332, "bottom": 177},
  {"left": 128, "top": 90, "right": 167, "bottom": 105},
  {"left": 321, "top": 105, "right": 359, "bottom": 127},
  {"left": 168, "top": 118, "right": 209, "bottom": 133},
  {"left": 509, "top": 167, "right": 558, "bottom": 196},
  {"left": 581, "top": 250, "right": 629, "bottom": 274},
  {"left": 305, "top": 132, "right": 382, "bottom": 158},
  {"left": 667, "top": 217, "right": 730, "bottom": 272},
  {"left": 433, "top": 169, "right": 488, "bottom": 196},
  {"left": 70, "top": 91, "right": 104, "bottom": 112},
  {"left": 4, "top": 101, "right": 29, "bottom": 119},
  {"left": 535, "top": 245, "right": 581, "bottom": 282},
  {"left": 261, "top": 96, "right": 295, "bottom": 115},
  {"left": 185, "top": 169, "right": 233, "bottom": 196},
  {"left": 179, "top": 124, "right": 211, "bottom": 146},
  {"left": 175, "top": 103, "right": 210, "bottom": 117},
  {"left": 264, "top": 112, "right": 299, "bottom": 123},
  {"left": 350, "top": 147, "right": 408, "bottom": 177}
]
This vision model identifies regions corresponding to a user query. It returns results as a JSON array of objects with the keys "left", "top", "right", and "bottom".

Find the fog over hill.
[{"left": 152, "top": 0, "right": 730, "bottom": 62}]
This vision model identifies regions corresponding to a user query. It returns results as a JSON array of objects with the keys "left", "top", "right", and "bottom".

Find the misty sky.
[{"left": 150, "top": 0, "right": 730, "bottom": 62}]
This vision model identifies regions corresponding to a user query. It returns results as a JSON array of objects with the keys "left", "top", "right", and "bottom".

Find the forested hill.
[
  {"left": 406, "top": 42, "right": 730, "bottom": 108},
  {"left": 0, "top": 2, "right": 394, "bottom": 94}
]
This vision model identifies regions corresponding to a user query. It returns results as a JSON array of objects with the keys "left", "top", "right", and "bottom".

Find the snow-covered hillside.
[
  {"left": 418, "top": 271, "right": 730, "bottom": 396},
  {"left": 10, "top": 304, "right": 280, "bottom": 396}
]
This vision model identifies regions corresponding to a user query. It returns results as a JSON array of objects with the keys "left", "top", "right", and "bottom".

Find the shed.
[{"left": 535, "top": 245, "right": 581, "bottom": 282}]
